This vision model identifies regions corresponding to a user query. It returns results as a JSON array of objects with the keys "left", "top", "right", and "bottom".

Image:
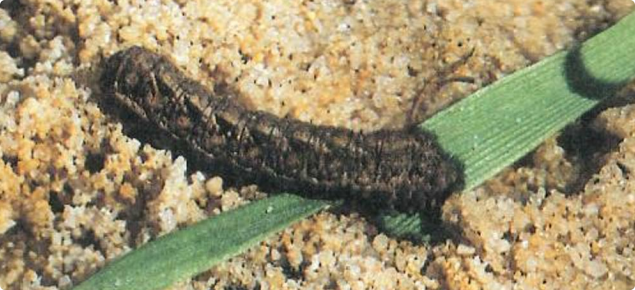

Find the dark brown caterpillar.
[{"left": 100, "top": 46, "right": 462, "bottom": 211}]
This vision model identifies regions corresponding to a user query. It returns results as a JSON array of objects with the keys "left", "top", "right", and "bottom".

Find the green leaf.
[
  {"left": 379, "top": 11, "right": 635, "bottom": 240},
  {"left": 73, "top": 194, "right": 330, "bottom": 290},
  {"left": 76, "top": 11, "right": 635, "bottom": 290}
]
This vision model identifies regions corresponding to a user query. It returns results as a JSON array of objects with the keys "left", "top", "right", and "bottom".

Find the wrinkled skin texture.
[{"left": 100, "top": 46, "right": 462, "bottom": 211}]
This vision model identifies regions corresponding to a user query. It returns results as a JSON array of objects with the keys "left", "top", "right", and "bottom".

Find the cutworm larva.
[{"left": 100, "top": 46, "right": 462, "bottom": 211}]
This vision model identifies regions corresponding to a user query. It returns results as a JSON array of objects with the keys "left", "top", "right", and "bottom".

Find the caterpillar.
[{"left": 99, "top": 46, "right": 463, "bottom": 212}]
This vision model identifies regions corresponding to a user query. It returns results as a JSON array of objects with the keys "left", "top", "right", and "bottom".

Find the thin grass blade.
[
  {"left": 73, "top": 194, "right": 329, "bottom": 290},
  {"left": 380, "top": 11, "right": 635, "bottom": 239}
]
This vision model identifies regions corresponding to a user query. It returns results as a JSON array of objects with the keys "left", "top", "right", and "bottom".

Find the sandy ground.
[{"left": 0, "top": 0, "right": 634, "bottom": 289}]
